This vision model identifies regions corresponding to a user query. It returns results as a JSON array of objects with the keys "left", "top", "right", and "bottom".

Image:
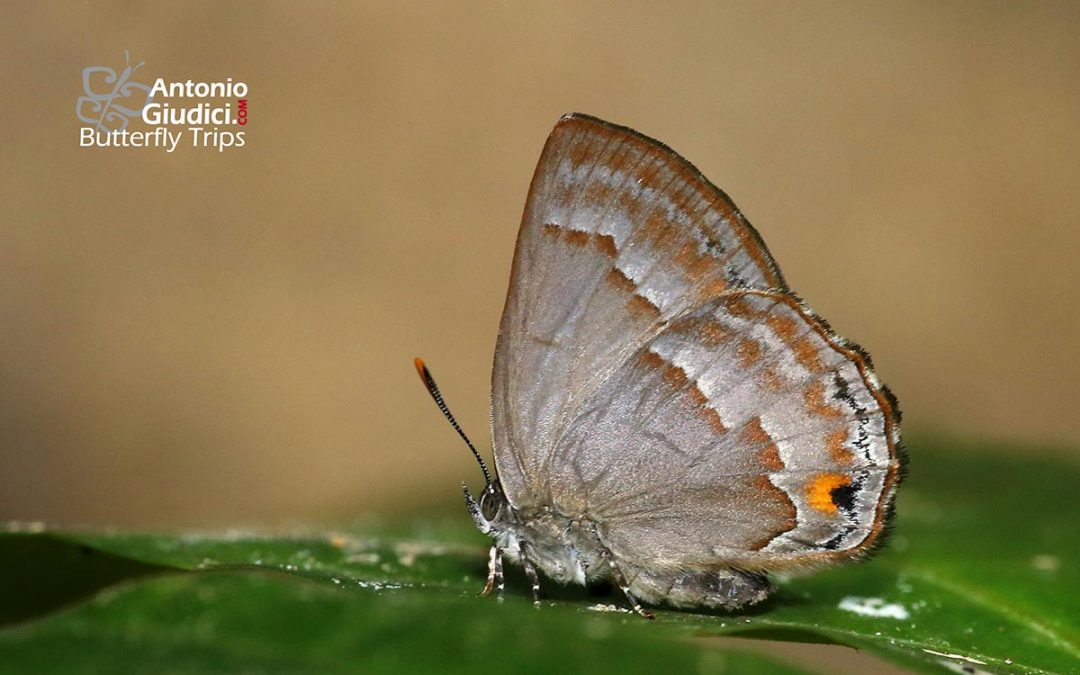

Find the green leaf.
[
  {"left": 0, "top": 571, "right": 822, "bottom": 675},
  {"left": 0, "top": 437, "right": 1076, "bottom": 674}
]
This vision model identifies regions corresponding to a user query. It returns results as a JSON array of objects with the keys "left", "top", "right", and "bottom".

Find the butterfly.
[{"left": 416, "top": 113, "right": 903, "bottom": 618}]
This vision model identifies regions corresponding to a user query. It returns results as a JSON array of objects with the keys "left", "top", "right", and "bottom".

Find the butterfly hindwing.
[{"left": 545, "top": 290, "right": 901, "bottom": 570}]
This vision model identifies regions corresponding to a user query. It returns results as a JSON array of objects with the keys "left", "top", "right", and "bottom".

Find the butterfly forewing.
[{"left": 492, "top": 114, "right": 791, "bottom": 509}]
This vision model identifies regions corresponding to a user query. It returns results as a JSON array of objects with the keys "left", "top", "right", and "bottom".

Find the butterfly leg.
[
  {"left": 480, "top": 544, "right": 504, "bottom": 600},
  {"left": 588, "top": 526, "right": 653, "bottom": 619},
  {"left": 518, "top": 542, "right": 543, "bottom": 606},
  {"left": 604, "top": 556, "right": 654, "bottom": 619}
]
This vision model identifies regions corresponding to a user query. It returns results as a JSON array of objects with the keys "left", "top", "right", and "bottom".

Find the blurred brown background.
[{"left": 1, "top": 2, "right": 1078, "bottom": 529}]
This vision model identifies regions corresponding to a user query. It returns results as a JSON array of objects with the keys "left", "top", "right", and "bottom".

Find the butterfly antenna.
[{"left": 413, "top": 357, "right": 492, "bottom": 485}]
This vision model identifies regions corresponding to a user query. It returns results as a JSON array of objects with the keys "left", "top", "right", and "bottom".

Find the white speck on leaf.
[
  {"left": 838, "top": 596, "right": 910, "bottom": 620},
  {"left": 354, "top": 579, "right": 407, "bottom": 591}
]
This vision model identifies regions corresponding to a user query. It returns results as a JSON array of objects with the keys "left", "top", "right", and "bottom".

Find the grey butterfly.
[{"left": 417, "top": 113, "right": 903, "bottom": 618}]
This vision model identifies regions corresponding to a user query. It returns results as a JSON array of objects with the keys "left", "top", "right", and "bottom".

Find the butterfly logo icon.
[{"left": 76, "top": 50, "right": 154, "bottom": 132}]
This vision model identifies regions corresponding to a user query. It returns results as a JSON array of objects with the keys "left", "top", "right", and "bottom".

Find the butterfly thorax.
[{"left": 468, "top": 481, "right": 607, "bottom": 586}]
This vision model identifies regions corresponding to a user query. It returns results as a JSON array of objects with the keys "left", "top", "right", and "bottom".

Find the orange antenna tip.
[{"left": 412, "top": 356, "right": 493, "bottom": 485}]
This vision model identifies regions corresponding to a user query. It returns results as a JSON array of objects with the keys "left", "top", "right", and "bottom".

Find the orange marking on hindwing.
[
  {"left": 640, "top": 350, "right": 727, "bottom": 434},
  {"left": 747, "top": 476, "right": 798, "bottom": 550},
  {"left": 699, "top": 319, "right": 730, "bottom": 348},
  {"left": 742, "top": 417, "right": 784, "bottom": 471},
  {"left": 699, "top": 398, "right": 727, "bottom": 434},
  {"left": 761, "top": 367, "right": 785, "bottom": 392},
  {"left": 827, "top": 428, "right": 855, "bottom": 463},
  {"left": 686, "top": 383, "right": 726, "bottom": 433},
  {"left": 742, "top": 416, "right": 770, "bottom": 445},
  {"left": 767, "top": 312, "right": 824, "bottom": 372},
  {"left": 766, "top": 313, "right": 799, "bottom": 343},
  {"left": 806, "top": 472, "right": 853, "bottom": 516},
  {"left": 804, "top": 381, "right": 843, "bottom": 418},
  {"left": 761, "top": 445, "right": 784, "bottom": 471},
  {"left": 737, "top": 338, "right": 763, "bottom": 367},
  {"left": 793, "top": 337, "right": 825, "bottom": 372}
]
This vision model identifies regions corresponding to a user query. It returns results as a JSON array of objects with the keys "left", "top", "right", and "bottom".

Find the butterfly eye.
[{"left": 480, "top": 487, "right": 501, "bottom": 521}]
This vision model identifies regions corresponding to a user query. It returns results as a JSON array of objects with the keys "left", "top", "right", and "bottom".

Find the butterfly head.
[
  {"left": 463, "top": 480, "right": 515, "bottom": 535},
  {"left": 480, "top": 481, "right": 508, "bottom": 520}
]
